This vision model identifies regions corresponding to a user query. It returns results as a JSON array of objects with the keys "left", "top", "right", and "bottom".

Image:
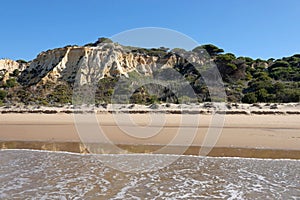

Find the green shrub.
[
  {"left": 12, "top": 69, "right": 20, "bottom": 76},
  {"left": 6, "top": 78, "right": 17, "bottom": 88},
  {"left": 0, "top": 90, "right": 7, "bottom": 100},
  {"left": 48, "top": 84, "right": 72, "bottom": 104},
  {"left": 193, "top": 44, "right": 224, "bottom": 56},
  {"left": 216, "top": 53, "right": 236, "bottom": 62},
  {"left": 242, "top": 93, "right": 257, "bottom": 103},
  {"left": 130, "top": 92, "right": 146, "bottom": 104},
  {"left": 16, "top": 59, "right": 27, "bottom": 64},
  {"left": 148, "top": 95, "right": 159, "bottom": 104},
  {"left": 256, "top": 89, "right": 269, "bottom": 102}
]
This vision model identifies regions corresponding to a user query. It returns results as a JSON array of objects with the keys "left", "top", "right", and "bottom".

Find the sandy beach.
[{"left": 0, "top": 112, "right": 299, "bottom": 159}]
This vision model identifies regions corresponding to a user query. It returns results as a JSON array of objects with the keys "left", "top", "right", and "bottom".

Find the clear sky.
[{"left": 1, "top": 0, "right": 300, "bottom": 61}]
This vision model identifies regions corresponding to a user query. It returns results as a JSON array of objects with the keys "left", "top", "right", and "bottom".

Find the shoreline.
[
  {"left": 0, "top": 113, "right": 299, "bottom": 159},
  {"left": 1, "top": 141, "right": 300, "bottom": 159}
]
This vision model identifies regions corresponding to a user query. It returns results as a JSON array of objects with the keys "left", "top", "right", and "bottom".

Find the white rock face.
[
  {"left": 0, "top": 59, "right": 27, "bottom": 83},
  {"left": 19, "top": 43, "right": 186, "bottom": 86},
  {"left": 0, "top": 59, "right": 26, "bottom": 73}
]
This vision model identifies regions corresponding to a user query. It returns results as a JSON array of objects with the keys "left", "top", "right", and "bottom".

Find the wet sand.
[{"left": 0, "top": 114, "right": 299, "bottom": 159}]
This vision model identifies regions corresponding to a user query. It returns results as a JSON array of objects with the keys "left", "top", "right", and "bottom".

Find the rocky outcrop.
[
  {"left": 0, "top": 59, "right": 27, "bottom": 83},
  {"left": 18, "top": 43, "right": 188, "bottom": 86},
  {"left": 0, "top": 59, "right": 26, "bottom": 72}
]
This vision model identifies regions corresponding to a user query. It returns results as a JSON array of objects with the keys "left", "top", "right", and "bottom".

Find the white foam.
[
  {"left": 0, "top": 148, "right": 84, "bottom": 156},
  {"left": 1, "top": 149, "right": 299, "bottom": 199},
  {"left": 113, "top": 176, "right": 139, "bottom": 199},
  {"left": 1, "top": 149, "right": 299, "bottom": 161}
]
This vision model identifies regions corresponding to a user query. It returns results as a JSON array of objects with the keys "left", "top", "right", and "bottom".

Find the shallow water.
[{"left": 0, "top": 149, "right": 299, "bottom": 199}]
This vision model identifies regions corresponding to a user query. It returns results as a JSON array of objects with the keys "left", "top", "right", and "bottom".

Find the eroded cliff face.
[
  {"left": 0, "top": 59, "right": 27, "bottom": 83},
  {"left": 19, "top": 43, "right": 188, "bottom": 86},
  {"left": 0, "top": 59, "right": 25, "bottom": 72}
]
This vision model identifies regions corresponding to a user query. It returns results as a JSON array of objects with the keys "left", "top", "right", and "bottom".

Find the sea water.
[{"left": 0, "top": 149, "right": 299, "bottom": 199}]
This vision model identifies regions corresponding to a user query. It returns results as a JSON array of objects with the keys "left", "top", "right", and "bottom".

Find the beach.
[{"left": 0, "top": 109, "right": 299, "bottom": 159}]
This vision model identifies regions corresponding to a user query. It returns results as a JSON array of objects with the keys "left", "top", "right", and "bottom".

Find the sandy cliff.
[{"left": 18, "top": 43, "right": 189, "bottom": 86}]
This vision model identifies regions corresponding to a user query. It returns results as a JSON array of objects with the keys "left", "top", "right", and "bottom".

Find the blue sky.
[{"left": 1, "top": 0, "right": 300, "bottom": 61}]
